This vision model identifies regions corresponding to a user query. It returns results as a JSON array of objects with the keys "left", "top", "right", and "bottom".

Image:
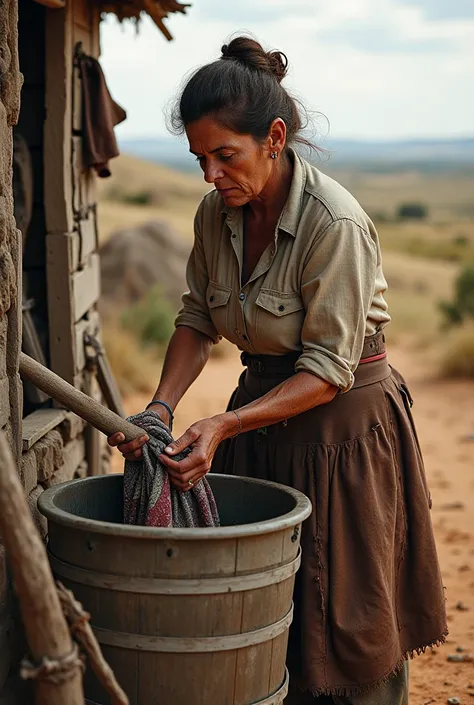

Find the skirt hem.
[{"left": 297, "top": 628, "right": 449, "bottom": 698}]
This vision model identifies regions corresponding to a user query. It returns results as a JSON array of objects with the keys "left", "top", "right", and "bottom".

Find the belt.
[{"left": 240, "top": 332, "right": 390, "bottom": 390}]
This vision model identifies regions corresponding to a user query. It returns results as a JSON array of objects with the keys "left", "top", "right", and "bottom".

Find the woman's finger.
[
  {"left": 169, "top": 468, "right": 208, "bottom": 492},
  {"left": 107, "top": 432, "right": 125, "bottom": 447},
  {"left": 164, "top": 427, "right": 199, "bottom": 456},
  {"left": 167, "top": 463, "right": 208, "bottom": 487},
  {"left": 117, "top": 435, "right": 149, "bottom": 456},
  {"left": 160, "top": 449, "right": 206, "bottom": 475},
  {"left": 123, "top": 450, "right": 142, "bottom": 462}
]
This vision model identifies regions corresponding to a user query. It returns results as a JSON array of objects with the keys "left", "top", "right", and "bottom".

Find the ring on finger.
[{"left": 188, "top": 479, "right": 194, "bottom": 488}]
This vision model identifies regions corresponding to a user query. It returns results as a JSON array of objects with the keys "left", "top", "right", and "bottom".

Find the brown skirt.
[{"left": 211, "top": 338, "right": 447, "bottom": 698}]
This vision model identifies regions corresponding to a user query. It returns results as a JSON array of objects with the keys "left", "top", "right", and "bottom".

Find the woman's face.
[{"left": 186, "top": 116, "right": 275, "bottom": 207}]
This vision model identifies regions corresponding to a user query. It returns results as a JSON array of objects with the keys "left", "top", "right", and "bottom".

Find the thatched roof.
[{"left": 98, "top": 0, "right": 191, "bottom": 40}]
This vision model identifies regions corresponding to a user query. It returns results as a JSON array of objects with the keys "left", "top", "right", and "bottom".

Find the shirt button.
[
  {"left": 209, "top": 295, "right": 214, "bottom": 302},
  {"left": 239, "top": 292, "right": 245, "bottom": 301},
  {"left": 278, "top": 305, "right": 285, "bottom": 312},
  {"left": 231, "top": 233, "right": 237, "bottom": 239}
]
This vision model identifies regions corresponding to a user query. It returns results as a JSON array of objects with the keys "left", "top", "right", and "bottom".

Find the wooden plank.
[
  {"left": 47, "top": 233, "right": 75, "bottom": 382},
  {"left": 74, "top": 310, "right": 100, "bottom": 375},
  {"left": 72, "top": 253, "right": 100, "bottom": 322},
  {"left": 44, "top": 3, "right": 73, "bottom": 234},
  {"left": 71, "top": 217, "right": 98, "bottom": 272},
  {"left": 22, "top": 408, "right": 67, "bottom": 451},
  {"left": 0, "top": 378, "right": 10, "bottom": 428}
]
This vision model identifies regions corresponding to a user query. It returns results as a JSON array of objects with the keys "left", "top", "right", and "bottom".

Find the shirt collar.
[{"left": 220, "top": 147, "right": 307, "bottom": 238}]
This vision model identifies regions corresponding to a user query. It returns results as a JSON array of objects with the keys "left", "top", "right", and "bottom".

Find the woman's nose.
[{"left": 204, "top": 161, "right": 224, "bottom": 184}]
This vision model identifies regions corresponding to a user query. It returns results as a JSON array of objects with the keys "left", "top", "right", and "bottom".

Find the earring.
[{"left": 271, "top": 151, "right": 278, "bottom": 159}]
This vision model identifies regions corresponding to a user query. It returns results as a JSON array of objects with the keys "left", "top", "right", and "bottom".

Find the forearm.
[
  {"left": 151, "top": 326, "right": 213, "bottom": 412},
  {"left": 219, "top": 371, "right": 337, "bottom": 438}
]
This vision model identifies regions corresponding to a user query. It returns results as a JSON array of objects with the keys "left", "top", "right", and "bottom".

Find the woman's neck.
[{"left": 247, "top": 151, "right": 294, "bottom": 223}]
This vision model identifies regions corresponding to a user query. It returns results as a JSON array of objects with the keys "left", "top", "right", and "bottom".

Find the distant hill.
[{"left": 119, "top": 135, "right": 474, "bottom": 174}]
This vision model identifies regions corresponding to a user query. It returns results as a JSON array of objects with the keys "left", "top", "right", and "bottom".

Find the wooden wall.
[{"left": 46, "top": 0, "right": 102, "bottom": 390}]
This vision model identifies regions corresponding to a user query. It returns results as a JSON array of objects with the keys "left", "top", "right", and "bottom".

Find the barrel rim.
[{"left": 38, "top": 473, "right": 312, "bottom": 540}]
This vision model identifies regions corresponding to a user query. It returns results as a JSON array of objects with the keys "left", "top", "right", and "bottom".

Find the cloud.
[
  {"left": 317, "top": 19, "right": 454, "bottom": 54},
  {"left": 399, "top": 0, "right": 474, "bottom": 20},
  {"left": 191, "top": 0, "right": 317, "bottom": 24},
  {"left": 99, "top": 0, "right": 474, "bottom": 140}
]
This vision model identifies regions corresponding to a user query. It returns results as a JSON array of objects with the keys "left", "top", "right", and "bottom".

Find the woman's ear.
[{"left": 267, "top": 118, "right": 287, "bottom": 157}]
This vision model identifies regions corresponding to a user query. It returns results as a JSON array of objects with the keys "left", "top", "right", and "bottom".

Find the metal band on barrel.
[
  {"left": 48, "top": 549, "right": 301, "bottom": 595},
  {"left": 91, "top": 604, "right": 293, "bottom": 653},
  {"left": 85, "top": 669, "right": 289, "bottom": 704}
]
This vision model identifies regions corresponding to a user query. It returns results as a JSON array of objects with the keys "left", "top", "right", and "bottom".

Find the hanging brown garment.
[{"left": 78, "top": 55, "right": 126, "bottom": 177}]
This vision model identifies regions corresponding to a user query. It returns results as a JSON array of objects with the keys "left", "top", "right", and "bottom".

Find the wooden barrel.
[{"left": 39, "top": 474, "right": 312, "bottom": 705}]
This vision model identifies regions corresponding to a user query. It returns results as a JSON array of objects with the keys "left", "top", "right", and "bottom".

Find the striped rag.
[{"left": 123, "top": 410, "right": 220, "bottom": 528}]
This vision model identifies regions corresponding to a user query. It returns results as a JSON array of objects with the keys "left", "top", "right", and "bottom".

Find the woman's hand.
[
  {"left": 107, "top": 407, "right": 171, "bottom": 461},
  {"left": 107, "top": 431, "right": 149, "bottom": 462},
  {"left": 159, "top": 414, "right": 232, "bottom": 491}
]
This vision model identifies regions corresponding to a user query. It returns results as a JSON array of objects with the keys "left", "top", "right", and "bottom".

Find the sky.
[{"left": 100, "top": 0, "right": 474, "bottom": 142}]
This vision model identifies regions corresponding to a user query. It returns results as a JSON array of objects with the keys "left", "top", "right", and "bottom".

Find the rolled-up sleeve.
[
  {"left": 175, "top": 201, "right": 220, "bottom": 343},
  {"left": 295, "top": 218, "right": 377, "bottom": 392}
]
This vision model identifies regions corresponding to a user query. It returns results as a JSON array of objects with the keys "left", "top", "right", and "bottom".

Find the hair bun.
[{"left": 221, "top": 37, "right": 288, "bottom": 84}]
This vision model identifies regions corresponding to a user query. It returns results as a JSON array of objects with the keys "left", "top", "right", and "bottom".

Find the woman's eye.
[
  {"left": 219, "top": 154, "right": 233, "bottom": 162},
  {"left": 195, "top": 155, "right": 204, "bottom": 163}
]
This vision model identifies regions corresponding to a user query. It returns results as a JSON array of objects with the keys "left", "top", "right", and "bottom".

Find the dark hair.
[{"left": 169, "top": 36, "right": 312, "bottom": 150}]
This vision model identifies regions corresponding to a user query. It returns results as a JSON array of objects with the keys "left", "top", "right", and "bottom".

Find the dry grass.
[
  {"left": 327, "top": 167, "right": 474, "bottom": 222},
  {"left": 382, "top": 251, "right": 457, "bottom": 347},
  {"left": 438, "top": 321, "right": 474, "bottom": 379},
  {"left": 102, "top": 321, "right": 161, "bottom": 397},
  {"left": 97, "top": 154, "right": 208, "bottom": 242},
  {"left": 97, "top": 152, "right": 474, "bottom": 388}
]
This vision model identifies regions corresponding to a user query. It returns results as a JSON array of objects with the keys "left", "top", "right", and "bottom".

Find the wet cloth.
[
  {"left": 175, "top": 149, "right": 391, "bottom": 392},
  {"left": 123, "top": 410, "right": 219, "bottom": 528},
  {"left": 78, "top": 54, "right": 126, "bottom": 178},
  {"left": 211, "top": 338, "right": 447, "bottom": 697}
]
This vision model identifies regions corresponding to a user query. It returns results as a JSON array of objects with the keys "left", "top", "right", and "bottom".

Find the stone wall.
[
  {"left": 0, "top": 0, "right": 23, "bottom": 696},
  {"left": 0, "top": 1, "right": 105, "bottom": 700}
]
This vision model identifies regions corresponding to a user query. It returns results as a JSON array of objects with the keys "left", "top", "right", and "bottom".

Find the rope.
[
  {"left": 20, "top": 644, "right": 84, "bottom": 685},
  {"left": 123, "top": 410, "right": 220, "bottom": 528},
  {"left": 57, "top": 582, "right": 129, "bottom": 705}
]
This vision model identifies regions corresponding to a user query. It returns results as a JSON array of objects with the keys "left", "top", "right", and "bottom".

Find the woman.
[{"left": 109, "top": 37, "right": 447, "bottom": 704}]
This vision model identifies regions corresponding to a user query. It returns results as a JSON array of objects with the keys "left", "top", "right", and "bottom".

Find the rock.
[
  {"left": 447, "top": 698, "right": 461, "bottom": 705},
  {"left": 455, "top": 601, "right": 470, "bottom": 611},
  {"left": 440, "top": 501, "right": 465, "bottom": 511},
  {"left": 99, "top": 220, "right": 191, "bottom": 316},
  {"left": 448, "top": 653, "right": 474, "bottom": 663},
  {"left": 456, "top": 646, "right": 465, "bottom": 653}
]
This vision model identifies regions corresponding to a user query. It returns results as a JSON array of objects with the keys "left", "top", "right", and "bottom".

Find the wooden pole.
[
  {"left": 0, "top": 430, "right": 84, "bottom": 705},
  {"left": 19, "top": 352, "right": 143, "bottom": 442}
]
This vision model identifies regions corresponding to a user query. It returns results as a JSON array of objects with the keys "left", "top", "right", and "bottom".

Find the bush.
[
  {"left": 102, "top": 323, "right": 158, "bottom": 397},
  {"left": 438, "top": 322, "right": 474, "bottom": 379},
  {"left": 439, "top": 265, "right": 474, "bottom": 327},
  {"left": 397, "top": 203, "right": 428, "bottom": 220},
  {"left": 121, "top": 190, "right": 153, "bottom": 206},
  {"left": 104, "top": 186, "right": 154, "bottom": 206},
  {"left": 121, "top": 285, "right": 175, "bottom": 348}
]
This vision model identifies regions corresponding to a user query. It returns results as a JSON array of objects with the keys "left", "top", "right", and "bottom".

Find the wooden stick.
[
  {"left": 57, "top": 582, "right": 129, "bottom": 705},
  {"left": 19, "top": 352, "right": 143, "bottom": 442},
  {"left": 0, "top": 431, "right": 84, "bottom": 705}
]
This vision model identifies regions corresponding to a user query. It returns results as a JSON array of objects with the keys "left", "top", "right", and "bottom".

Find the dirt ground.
[{"left": 113, "top": 345, "right": 474, "bottom": 704}]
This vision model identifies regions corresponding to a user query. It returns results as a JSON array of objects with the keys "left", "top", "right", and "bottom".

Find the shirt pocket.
[
  {"left": 206, "top": 281, "right": 232, "bottom": 338},
  {"left": 255, "top": 289, "right": 305, "bottom": 353}
]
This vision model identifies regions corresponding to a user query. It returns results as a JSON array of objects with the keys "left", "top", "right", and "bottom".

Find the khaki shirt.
[{"left": 175, "top": 150, "right": 391, "bottom": 392}]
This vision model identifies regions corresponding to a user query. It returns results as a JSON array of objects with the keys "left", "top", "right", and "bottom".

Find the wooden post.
[{"left": 0, "top": 430, "right": 84, "bottom": 705}]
